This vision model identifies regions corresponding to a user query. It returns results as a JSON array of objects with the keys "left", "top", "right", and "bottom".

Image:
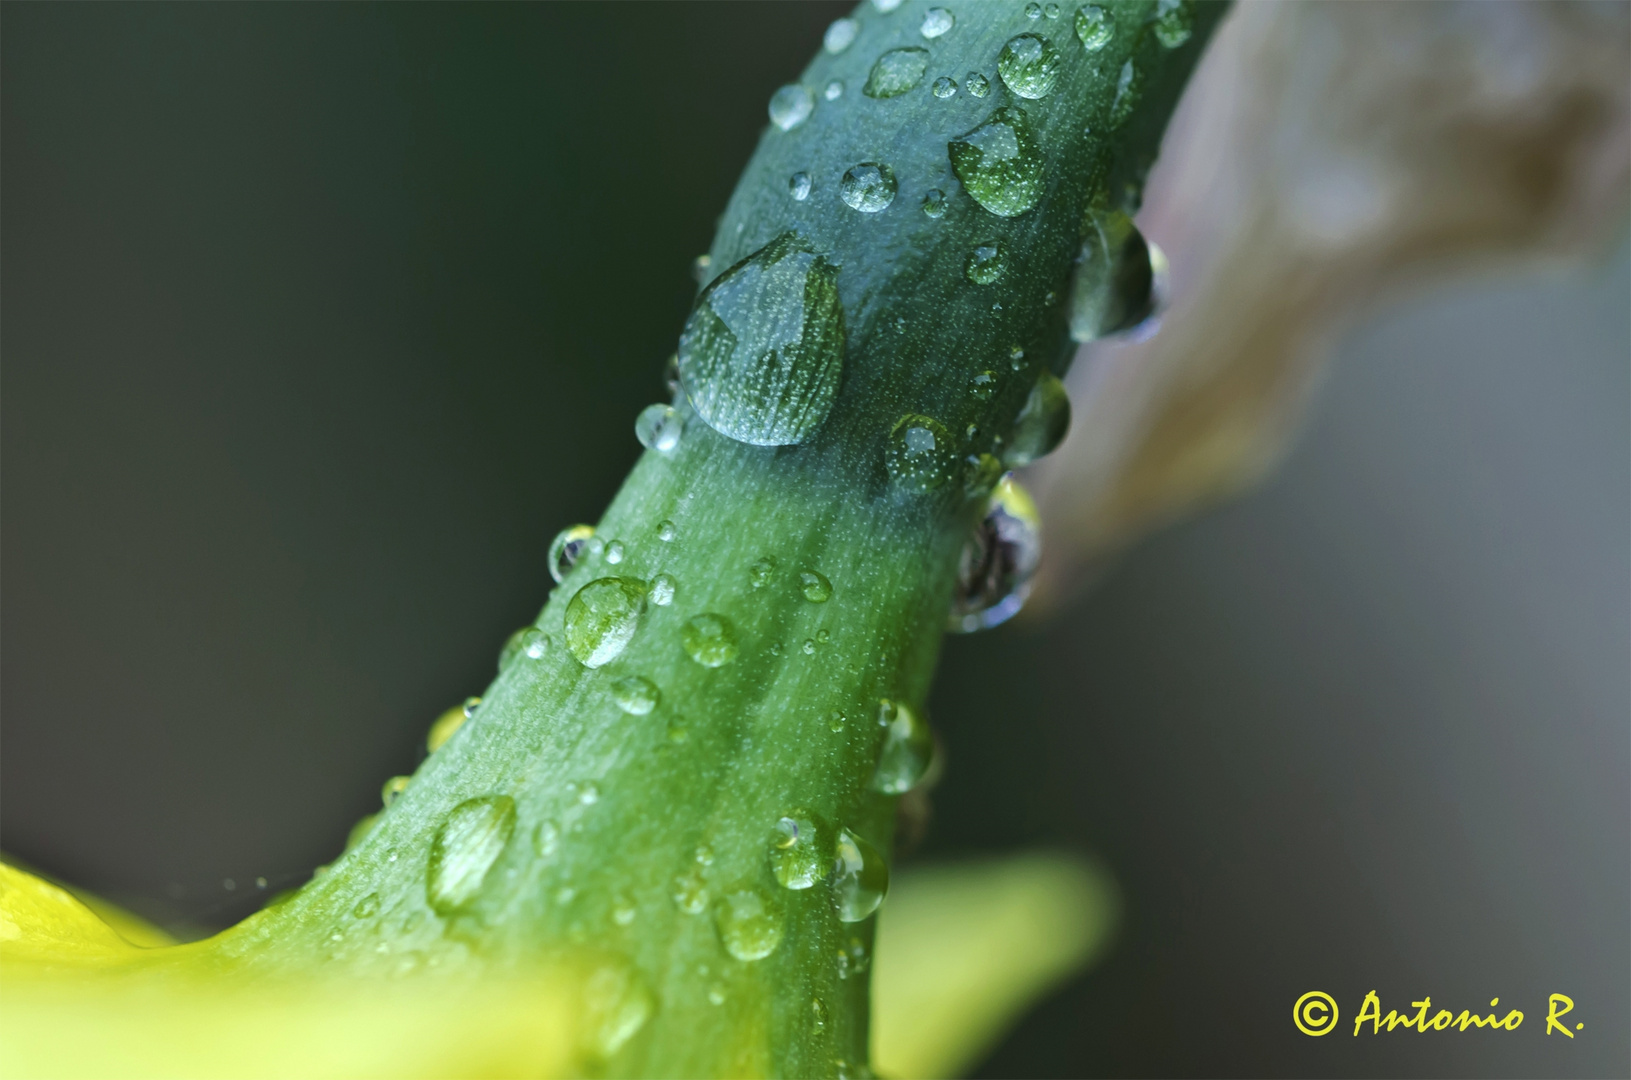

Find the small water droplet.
[
  {"left": 534, "top": 820, "right": 560, "bottom": 858},
  {"left": 707, "top": 984, "right": 727, "bottom": 1006},
  {"left": 1068, "top": 210, "right": 1163, "bottom": 341},
  {"left": 666, "top": 718, "right": 689, "bottom": 743},
  {"left": 824, "top": 79, "right": 844, "bottom": 101},
  {"left": 885, "top": 414, "right": 959, "bottom": 493},
  {"left": 611, "top": 675, "right": 660, "bottom": 716},
  {"left": 1074, "top": 4, "right": 1114, "bottom": 49},
  {"left": 1152, "top": 0, "right": 1194, "bottom": 47},
  {"left": 427, "top": 703, "right": 466, "bottom": 753},
  {"left": 682, "top": 613, "right": 739, "bottom": 668},
  {"left": 948, "top": 107, "right": 1043, "bottom": 218},
  {"left": 613, "top": 895, "right": 637, "bottom": 925},
  {"left": 554, "top": 885, "right": 578, "bottom": 905},
  {"left": 635, "top": 403, "right": 684, "bottom": 455},
  {"left": 931, "top": 76, "right": 957, "bottom": 98},
  {"left": 1009, "top": 343, "right": 1027, "bottom": 368},
  {"left": 827, "top": 710, "right": 848, "bottom": 733},
  {"left": 840, "top": 162, "right": 897, "bottom": 213},
  {"left": 1003, "top": 370, "right": 1071, "bottom": 466},
  {"left": 801, "top": 638, "right": 816, "bottom": 655},
  {"left": 330, "top": 928, "right": 344, "bottom": 943},
  {"left": 768, "top": 84, "right": 814, "bottom": 131},
  {"left": 582, "top": 960, "right": 654, "bottom": 1060},
  {"left": 715, "top": 884, "right": 785, "bottom": 961},
  {"left": 695, "top": 843, "right": 715, "bottom": 866},
  {"left": 352, "top": 892, "right": 381, "bottom": 919},
  {"left": 834, "top": 827, "right": 890, "bottom": 922},
  {"left": 963, "top": 452, "right": 1004, "bottom": 498},
  {"left": 799, "top": 570, "right": 833, "bottom": 602},
  {"left": 1026, "top": 1, "right": 1043, "bottom": 17},
  {"left": 381, "top": 775, "right": 412, "bottom": 808},
  {"left": 949, "top": 474, "right": 1042, "bottom": 632},
  {"left": 966, "top": 241, "right": 1008, "bottom": 285},
  {"left": 604, "top": 539, "right": 626, "bottom": 565},
  {"left": 577, "top": 781, "right": 601, "bottom": 806},
  {"left": 824, "top": 16, "right": 858, "bottom": 54},
  {"left": 770, "top": 812, "right": 830, "bottom": 890},
  {"left": 872, "top": 0, "right": 902, "bottom": 11},
  {"left": 969, "top": 370, "right": 999, "bottom": 400},
  {"left": 691, "top": 254, "right": 713, "bottom": 285},
  {"left": 1110, "top": 58, "right": 1141, "bottom": 128},
  {"left": 769, "top": 641, "right": 783, "bottom": 656},
  {"left": 649, "top": 572, "right": 676, "bottom": 607},
  {"left": 549, "top": 524, "right": 596, "bottom": 583},
  {"left": 863, "top": 47, "right": 929, "bottom": 99},
  {"left": 749, "top": 555, "right": 777, "bottom": 588},
  {"left": 426, "top": 795, "right": 515, "bottom": 914},
  {"left": 811, "top": 996, "right": 830, "bottom": 1031},
  {"left": 673, "top": 868, "right": 709, "bottom": 914},
  {"left": 656, "top": 520, "right": 677, "bottom": 543},
  {"left": 789, "top": 171, "right": 812, "bottom": 201},
  {"left": 998, "top": 33, "right": 1062, "bottom": 100},
  {"left": 677, "top": 232, "right": 845, "bottom": 446},
  {"left": 564, "top": 577, "right": 647, "bottom": 668},
  {"left": 921, "top": 189, "right": 947, "bottom": 219},
  {"left": 966, "top": 71, "right": 990, "bottom": 97},
  {"left": 1046, "top": 2, "right": 1062, "bottom": 17},
  {"left": 919, "top": 7, "right": 954, "bottom": 38},
  {"left": 497, "top": 627, "right": 526, "bottom": 671}
]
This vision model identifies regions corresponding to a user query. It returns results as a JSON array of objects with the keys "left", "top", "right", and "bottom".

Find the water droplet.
[
  {"left": 691, "top": 254, "right": 712, "bottom": 285},
  {"left": 920, "top": 7, "right": 954, "bottom": 38},
  {"left": 963, "top": 452, "right": 1004, "bottom": 498},
  {"left": 873, "top": 698, "right": 933, "bottom": 794},
  {"left": 695, "top": 843, "right": 715, "bottom": 866},
  {"left": 1074, "top": 4, "right": 1113, "bottom": 49},
  {"left": 885, "top": 414, "right": 959, "bottom": 493},
  {"left": 965, "top": 241, "right": 1008, "bottom": 285},
  {"left": 1110, "top": 58, "right": 1141, "bottom": 128},
  {"left": 824, "top": 80, "right": 844, "bottom": 101},
  {"left": 1046, "top": 2, "right": 1062, "bottom": 17},
  {"left": 863, "top": 47, "right": 929, "bottom": 99},
  {"left": 948, "top": 107, "right": 1043, "bottom": 218},
  {"left": 714, "top": 884, "right": 784, "bottom": 961},
  {"left": 656, "top": 520, "right": 677, "bottom": 543},
  {"left": 649, "top": 572, "right": 676, "bottom": 607},
  {"left": 613, "top": 895, "right": 637, "bottom": 925},
  {"left": 1009, "top": 343, "right": 1027, "bottom": 369},
  {"left": 427, "top": 703, "right": 467, "bottom": 753},
  {"left": 824, "top": 16, "right": 858, "bottom": 53},
  {"left": 1026, "top": 1, "right": 1043, "bottom": 17},
  {"left": 635, "top": 403, "right": 683, "bottom": 455},
  {"left": 554, "top": 885, "right": 577, "bottom": 906},
  {"left": 834, "top": 828, "right": 890, "bottom": 922},
  {"left": 770, "top": 813, "right": 830, "bottom": 890},
  {"left": 682, "top": 613, "right": 739, "bottom": 668},
  {"left": 1068, "top": 210, "right": 1162, "bottom": 341},
  {"left": 604, "top": 539, "right": 626, "bottom": 565},
  {"left": 673, "top": 868, "right": 709, "bottom": 914},
  {"left": 801, "top": 638, "right": 816, "bottom": 655},
  {"left": 827, "top": 710, "right": 848, "bottom": 733},
  {"left": 749, "top": 555, "right": 777, "bottom": 588},
  {"left": 426, "top": 795, "right": 516, "bottom": 914},
  {"left": 352, "top": 892, "right": 381, "bottom": 919},
  {"left": 789, "top": 171, "right": 812, "bottom": 201},
  {"left": 966, "top": 72, "right": 990, "bottom": 97},
  {"left": 564, "top": 577, "right": 647, "bottom": 668},
  {"left": 1003, "top": 371, "right": 1071, "bottom": 466},
  {"left": 381, "top": 775, "right": 411, "bottom": 808},
  {"left": 949, "top": 474, "right": 1043, "bottom": 632},
  {"left": 810, "top": 996, "right": 829, "bottom": 1032},
  {"left": 1153, "top": 0, "right": 1194, "bottom": 47},
  {"left": 534, "top": 820, "right": 560, "bottom": 858},
  {"left": 549, "top": 525, "right": 596, "bottom": 583},
  {"left": 921, "top": 189, "right": 947, "bottom": 218},
  {"left": 969, "top": 370, "right": 999, "bottom": 400},
  {"left": 707, "top": 983, "right": 727, "bottom": 1006},
  {"left": 611, "top": 676, "right": 660, "bottom": 716},
  {"left": 497, "top": 627, "right": 526, "bottom": 670},
  {"left": 840, "top": 163, "right": 896, "bottom": 213},
  {"left": 798, "top": 570, "right": 833, "bottom": 603},
  {"left": 872, "top": 0, "right": 902, "bottom": 11},
  {"left": 677, "top": 232, "right": 845, "bottom": 447},
  {"left": 998, "top": 33, "right": 1062, "bottom": 100},
  {"left": 582, "top": 960, "right": 654, "bottom": 1059},
  {"left": 769, "top": 642, "right": 783, "bottom": 656},
  {"left": 577, "top": 781, "right": 601, "bottom": 806},
  {"left": 768, "top": 84, "right": 814, "bottom": 131}
]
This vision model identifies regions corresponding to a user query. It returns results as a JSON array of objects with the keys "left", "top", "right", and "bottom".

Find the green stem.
[{"left": 209, "top": 2, "right": 1223, "bottom": 1075}]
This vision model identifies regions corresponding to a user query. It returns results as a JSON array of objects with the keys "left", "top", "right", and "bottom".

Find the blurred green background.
[{"left": 3, "top": 5, "right": 1626, "bottom": 1077}]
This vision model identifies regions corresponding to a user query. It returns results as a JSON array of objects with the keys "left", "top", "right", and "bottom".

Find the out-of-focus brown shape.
[{"left": 1027, "top": 0, "right": 1629, "bottom": 607}]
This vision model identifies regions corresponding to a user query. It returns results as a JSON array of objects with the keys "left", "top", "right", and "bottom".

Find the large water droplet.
[
  {"left": 564, "top": 577, "right": 647, "bottom": 668},
  {"left": 649, "top": 572, "right": 676, "bottom": 607},
  {"left": 1075, "top": 4, "right": 1114, "bottom": 50},
  {"left": 635, "top": 403, "right": 683, "bottom": 454},
  {"left": 833, "top": 828, "right": 889, "bottom": 922},
  {"left": 676, "top": 232, "right": 845, "bottom": 447},
  {"left": 885, "top": 414, "right": 959, "bottom": 493},
  {"left": 919, "top": 7, "right": 954, "bottom": 38},
  {"left": 949, "top": 474, "right": 1043, "bottom": 632},
  {"left": 1152, "top": 0, "right": 1194, "bottom": 47},
  {"left": 800, "top": 570, "right": 833, "bottom": 603},
  {"left": 582, "top": 960, "right": 655, "bottom": 1060},
  {"left": 872, "top": 698, "right": 933, "bottom": 794},
  {"left": 789, "top": 172, "right": 812, "bottom": 201},
  {"left": 948, "top": 107, "right": 1043, "bottom": 218},
  {"left": 715, "top": 885, "right": 784, "bottom": 961},
  {"left": 611, "top": 676, "right": 660, "bottom": 716},
  {"left": 824, "top": 17, "right": 858, "bottom": 54},
  {"left": 966, "top": 72, "right": 990, "bottom": 97},
  {"left": 840, "top": 163, "right": 897, "bottom": 213},
  {"left": 770, "top": 812, "right": 830, "bottom": 890},
  {"left": 1002, "top": 371, "right": 1071, "bottom": 466},
  {"left": 1068, "top": 211, "right": 1157, "bottom": 342},
  {"left": 965, "top": 241, "right": 1008, "bottom": 285},
  {"left": 381, "top": 775, "right": 411, "bottom": 808},
  {"left": 997, "top": 34, "right": 1062, "bottom": 100},
  {"left": 769, "top": 84, "right": 814, "bottom": 131},
  {"left": 426, "top": 795, "right": 515, "bottom": 914},
  {"left": 549, "top": 525, "right": 596, "bottom": 583},
  {"left": 863, "top": 47, "right": 929, "bottom": 99},
  {"left": 682, "top": 613, "right": 739, "bottom": 668}
]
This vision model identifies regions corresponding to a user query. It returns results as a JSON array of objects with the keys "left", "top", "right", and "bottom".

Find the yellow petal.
[{"left": 872, "top": 852, "right": 1119, "bottom": 1080}]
